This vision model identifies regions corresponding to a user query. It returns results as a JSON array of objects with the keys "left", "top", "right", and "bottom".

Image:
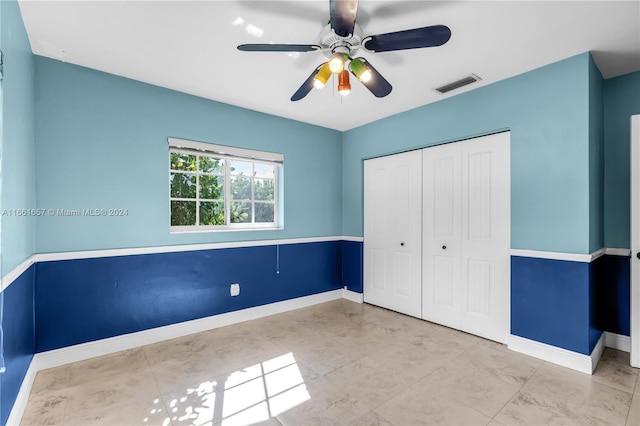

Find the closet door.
[
  {"left": 460, "top": 133, "right": 510, "bottom": 342},
  {"left": 422, "top": 143, "right": 463, "bottom": 329},
  {"left": 422, "top": 132, "right": 510, "bottom": 343},
  {"left": 364, "top": 150, "right": 422, "bottom": 318}
]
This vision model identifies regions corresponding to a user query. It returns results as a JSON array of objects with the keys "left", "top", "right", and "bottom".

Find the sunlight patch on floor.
[
  {"left": 162, "top": 352, "right": 310, "bottom": 426},
  {"left": 142, "top": 398, "right": 172, "bottom": 425}
]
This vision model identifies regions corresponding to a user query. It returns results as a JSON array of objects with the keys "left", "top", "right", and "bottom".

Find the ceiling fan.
[{"left": 237, "top": 0, "right": 451, "bottom": 101}]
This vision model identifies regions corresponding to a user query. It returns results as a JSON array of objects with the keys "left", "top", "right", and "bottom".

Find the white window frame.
[{"left": 169, "top": 137, "right": 283, "bottom": 233}]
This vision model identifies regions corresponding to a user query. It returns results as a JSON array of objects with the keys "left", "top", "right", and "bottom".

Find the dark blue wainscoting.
[
  {"left": 595, "top": 255, "right": 630, "bottom": 336},
  {"left": 589, "top": 255, "right": 606, "bottom": 351},
  {"left": 341, "top": 241, "right": 363, "bottom": 293},
  {"left": 511, "top": 256, "right": 600, "bottom": 355},
  {"left": 35, "top": 241, "right": 342, "bottom": 352},
  {"left": 0, "top": 265, "right": 35, "bottom": 426}
]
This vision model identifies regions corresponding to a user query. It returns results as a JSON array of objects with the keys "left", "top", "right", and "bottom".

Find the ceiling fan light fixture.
[
  {"left": 329, "top": 52, "right": 348, "bottom": 73},
  {"left": 240, "top": 0, "right": 451, "bottom": 101},
  {"left": 350, "top": 58, "right": 372, "bottom": 83},
  {"left": 313, "top": 63, "right": 332, "bottom": 89},
  {"left": 338, "top": 70, "right": 351, "bottom": 96}
]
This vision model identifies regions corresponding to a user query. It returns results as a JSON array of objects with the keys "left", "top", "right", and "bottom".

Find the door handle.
[
  {"left": 401, "top": 242, "right": 405, "bottom": 246},
  {"left": 442, "top": 245, "right": 447, "bottom": 250},
  {"left": 637, "top": 252, "right": 640, "bottom": 260}
]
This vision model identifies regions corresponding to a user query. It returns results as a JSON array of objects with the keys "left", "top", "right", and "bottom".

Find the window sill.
[{"left": 170, "top": 226, "right": 283, "bottom": 234}]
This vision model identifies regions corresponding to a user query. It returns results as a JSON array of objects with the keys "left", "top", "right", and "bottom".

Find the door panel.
[
  {"left": 364, "top": 150, "right": 422, "bottom": 318},
  {"left": 373, "top": 169, "right": 387, "bottom": 233},
  {"left": 435, "top": 157, "right": 456, "bottom": 238},
  {"left": 394, "top": 252, "right": 413, "bottom": 296},
  {"left": 468, "top": 151, "right": 493, "bottom": 240},
  {"left": 434, "top": 256, "right": 455, "bottom": 306},
  {"left": 467, "top": 259, "right": 492, "bottom": 315},
  {"left": 460, "top": 133, "right": 510, "bottom": 342},
  {"left": 372, "top": 249, "right": 387, "bottom": 290},
  {"left": 423, "top": 132, "right": 510, "bottom": 343},
  {"left": 423, "top": 143, "right": 462, "bottom": 328}
]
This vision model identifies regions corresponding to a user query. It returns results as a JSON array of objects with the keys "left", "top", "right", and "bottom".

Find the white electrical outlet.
[{"left": 230, "top": 283, "right": 240, "bottom": 296}]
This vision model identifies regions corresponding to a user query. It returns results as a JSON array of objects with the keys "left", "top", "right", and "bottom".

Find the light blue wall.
[
  {"left": 32, "top": 53, "right": 637, "bottom": 256},
  {"left": 0, "top": 1, "right": 36, "bottom": 424},
  {"left": 34, "top": 57, "right": 343, "bottom": 253},
  {"left": 603, "top": 71, "right": 640, "bottom": 249},
  {"left": 343, "top": 53, "right": 593, "bottom": 254},
  {"left": 1, "top": 0, "right": 35, "bottom": 272},
  {"left": 589, "top": 55, "right": 604, "bottom": 253}
]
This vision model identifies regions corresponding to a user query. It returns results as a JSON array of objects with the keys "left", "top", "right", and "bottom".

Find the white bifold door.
[
  {"left": 363, "top": 150, "right": 422, "bottom": 318},
  {"left": 422, "top": 132, "right": 510, "bottom": 343},
  {"left": 363, "top": 132, "right": 510, "bottom": 343}
]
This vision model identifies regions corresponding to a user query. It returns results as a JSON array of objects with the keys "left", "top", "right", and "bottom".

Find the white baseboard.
[
  {"left": 342, "top": 288, "right": 363, "bottom": 303},
  {"left": 605, "top": 332, "right": 631, "bottom": 352},
  {"left": 6, "top": 357, "right": 39, "bottom": 426},
  {"left": 35, "top": 289, "right": 344, "bottom": 371},
  {"left": 508, "top": 333, "right": 605, "bottom": 375}
]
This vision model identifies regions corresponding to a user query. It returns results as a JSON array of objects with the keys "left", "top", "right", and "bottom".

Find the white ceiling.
[{"left": 18, "top": 0, "right": 640, "bottom": 131}]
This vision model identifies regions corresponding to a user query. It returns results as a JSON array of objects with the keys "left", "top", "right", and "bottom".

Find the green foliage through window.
[{"left": 170, "top": 150, "right": 277, "bottom": 229}]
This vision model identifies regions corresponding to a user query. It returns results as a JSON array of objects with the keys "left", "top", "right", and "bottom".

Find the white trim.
[
  {"left": 341, "top": 236, "right": 364, "bottom": 242},
  {"left": 342, "top": 288, "right": 364, "bottom": 303},
  {"left": 34, "top": 289, "right": 343, "bottom": 371},
  {"left": 590, "top": 248, "right": 607, "bottom": 261},
  {"left": 168, "top": 137, "right": 284, "bottom": 163},
  {"left": 510, "top": 248, "right": 604, "bottom": 263},
  {"left": 632, "top": 114, "right": 640, "bottom": 368},
  {"left": 169, "top": 225, "right": 281, "bottom": 234},
  {"left": 509, "top": 247, "right": 631, "bottom": 263},
  {"left": 605, "top": 332, "right": 631, "bottom": 353},
  {"left": 590, "top": 333, "right": 606, "bottom": 373},
  {"left": 605, "top": 248, "right": 631, "bottom": 257},
  {"left": 6, "top": 358, "right": 39, "bottom": 426},
  {"left": 507, "top": 333, "right": 605, "bottom": 374},
  {"left": 0, "top": 255, "right": 36, "bottom": 291},
  {"left": 2, "top": 237, "right": 362, "bottom": 288},
  {"left": 35, "top": 236, "right": 349, "bottom": 263}
]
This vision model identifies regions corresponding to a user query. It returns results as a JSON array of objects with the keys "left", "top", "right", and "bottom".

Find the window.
[{"left": 169, "top": 138, "right": 282, "bottom": 231}]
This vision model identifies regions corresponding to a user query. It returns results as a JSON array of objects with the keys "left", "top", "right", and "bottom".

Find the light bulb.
[
  {"left": 338, "top": 70, "right": 351, "bottom": 96},
  {"left": 313, "top": 63, "right": 332, "bottom": 89},
  {"left": 329, "top": 53, "right": 346, "bottom": 73},
  {"left": 349, "top": 58, "right": 372, "bottom": 83}
]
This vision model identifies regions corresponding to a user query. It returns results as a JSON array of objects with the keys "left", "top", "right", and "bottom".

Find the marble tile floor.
[{"left": 21, "top": 299, "right": 640, "bottom": 426}]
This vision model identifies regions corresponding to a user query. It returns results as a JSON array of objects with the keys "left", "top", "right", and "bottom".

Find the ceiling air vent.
[{"left": 435, "top": 74, "right": 481, "bottom": 94}]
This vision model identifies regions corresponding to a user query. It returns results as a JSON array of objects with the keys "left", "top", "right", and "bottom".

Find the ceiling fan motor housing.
[{"left": 319, "top": 23, "right": 364, "bottom": 57}]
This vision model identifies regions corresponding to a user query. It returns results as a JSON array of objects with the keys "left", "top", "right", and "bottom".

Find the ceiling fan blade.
[
  {"left": 363, "top": 25, "right": 451, "bottom": 52},
  {"left": 330, "top": 0, "right": 359, "bottom": 37},
  {"left": 238, "top": 44, "right": 321, "bottom": 52},
  {"left": 351, "top": 57, "right": 392, "bottom": 98},
  {"left": 291, "top": 63, "right": 327, "bottom": 102}
]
